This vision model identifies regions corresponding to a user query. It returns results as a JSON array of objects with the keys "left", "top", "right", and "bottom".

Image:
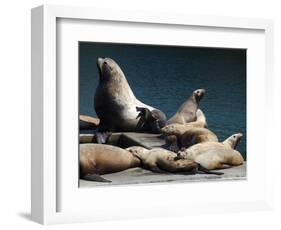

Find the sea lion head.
[
  {"left": 96, "top": 57, "right": 125, "bottom": 82},
  {"left": 193, "top": 89, "right": 206, "bottom": 103},
  {"left": 161, "top": 124, "right": 178, "bottom": 135},
  {"left": 223, "top": 133, "right": 243, "bottom": 149}
]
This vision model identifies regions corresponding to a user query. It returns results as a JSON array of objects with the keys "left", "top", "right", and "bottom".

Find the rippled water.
[{"left": 79, "top": 42, "right": 246, "bottom": 159}]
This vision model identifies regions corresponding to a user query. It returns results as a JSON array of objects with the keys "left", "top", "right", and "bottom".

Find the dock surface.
[{"left": 80, "top": 163, "right": 246, "bottom": 187}]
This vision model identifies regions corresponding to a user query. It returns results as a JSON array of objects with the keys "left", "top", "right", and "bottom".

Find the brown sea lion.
[
  {"left": 177, "top": 133, "right": 244, "bottom": 170},
  {"left": 94, "top": 57, "right": 167, "bottom": 143},
  {"left": 161, "top": 120, "right": 218, "bottom": 151},
  {"left": 80, "top": 144, "right": 141, "bottom": 182},
  {"left": 161, "top": 109, "right": 208, "bottom": 135},
  {"left": 126, "top": 146, "right": 223, "bottom": 175},
  {"left": 166, "top": 89, "right": 206, "bottom": 125}
]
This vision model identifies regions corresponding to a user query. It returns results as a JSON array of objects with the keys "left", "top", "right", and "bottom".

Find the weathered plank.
[
  {"left": 121, "top": 132, "right": 166, "bottom": 149},
  {"left": 79, "top": 132, "right": 166, "bottom": 149}
]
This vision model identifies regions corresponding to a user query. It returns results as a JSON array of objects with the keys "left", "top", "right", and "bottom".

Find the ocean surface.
[{"left": 79, "top": 42, "right": 247, "bottom": 159}]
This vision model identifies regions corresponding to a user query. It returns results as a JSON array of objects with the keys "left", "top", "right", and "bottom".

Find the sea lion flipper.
[
  {"left": 96, "top": 131, "right": 112, "bottom": 144},
  {"left": 81, "top": 174, "right": 112, "bottom": 183},
  {"left": 149, "top": 165, "right": 167, "bottom": 174},
  {"left": 197, "top": 165, "right": 224, "bottom": 175}
]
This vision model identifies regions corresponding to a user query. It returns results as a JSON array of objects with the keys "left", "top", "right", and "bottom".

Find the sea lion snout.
[
  {"left": 193, "top": 88, "right": 206, "bottom": 101},
  {"left": 97, "top": 57, "right": 104, "bottom": 68},
  {"left": 232, "top": 133, "right": 243, "bottom": 148}
]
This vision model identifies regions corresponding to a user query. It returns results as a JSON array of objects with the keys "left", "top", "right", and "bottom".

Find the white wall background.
[{"left": 0, "top": 0, "right": 280, "bottom": 229}]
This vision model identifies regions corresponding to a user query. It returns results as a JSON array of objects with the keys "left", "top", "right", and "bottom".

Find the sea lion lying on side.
[
  {"left": 162, "top": 127, "right": 218, "bottom": 151},
  {"left": 126, "top": 146, "right": 223, "bottom": 175},
  {"left": 177, "top": 133, "right": 244, "bottom": 170},
  {"left": 161, "top": 113, "right": 218, "bottom": 151},
  {"left": 80, "top": 144, "right": 141, "bottom": 182}
]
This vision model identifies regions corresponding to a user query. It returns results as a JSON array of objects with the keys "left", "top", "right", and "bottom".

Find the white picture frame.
[{"left": 31, "top": 5, "right": 274, "bottom": 225}]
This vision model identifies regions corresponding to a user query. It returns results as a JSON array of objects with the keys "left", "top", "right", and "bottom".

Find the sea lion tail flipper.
[
  {"left": 81, "top": 174, "right": 112, "bottom": 183},
  {"left": 198, "top": 165, "right": 224, "bottom": 175}
]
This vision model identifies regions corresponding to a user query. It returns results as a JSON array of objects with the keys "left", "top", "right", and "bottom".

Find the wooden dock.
[{"left": 80, "top": 132, "right": 167, "bottom": 149}]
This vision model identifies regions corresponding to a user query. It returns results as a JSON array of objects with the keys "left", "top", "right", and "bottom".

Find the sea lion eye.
[
  {"left": 104, "top": 61, "right": 108, "bottom": 65},
  {"left": 233, "top": 135, "right": 236, "bottom": 138},
  {"left": 196, "top": 91, "right": 199, "bottom": 94}
]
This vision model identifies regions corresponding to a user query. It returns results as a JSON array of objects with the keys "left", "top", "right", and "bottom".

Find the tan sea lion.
[
  {"left": 161, "top": 118, "right": 218, "bottom": 151},
  {"left": 126, "top": 146, "right": 223, "bottom": 175},
  {"left": 161, "top": 109, "right": 208, "bottom": 136},
  {"left": 166, "top": 89, "right": 206, "bottom": 125},
  {"left": 177, "top": 133, "right": 244, "bottom": 170},
  {"left": 80, "top": 144, "right": 141, "bottom": 182},
  {"left": 94, "top": 57, "right": 167, "bottom": 143},
  {"left": 163, "top": 128, "right": 218, "bottom": 152}
]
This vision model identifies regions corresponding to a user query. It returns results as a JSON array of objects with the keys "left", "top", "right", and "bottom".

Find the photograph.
[{"left": 78, "top": 42, "right": 247, "bottom": 187}]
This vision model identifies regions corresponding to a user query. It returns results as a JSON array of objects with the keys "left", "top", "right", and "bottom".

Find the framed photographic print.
[{"left": 31, "top": 5, "right": 274, "bottom": 224}]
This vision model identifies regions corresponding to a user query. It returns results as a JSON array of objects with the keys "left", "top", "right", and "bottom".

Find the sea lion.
[
  {"left": 94, "top": 57, "right": 167, "bottom": 143},
  {"left": 80, "top": 144, "right": 141, "bottom": 182},
  {"left": 163, "top": 127, "right": 218, "bottom": 150},
  {"left": 126, "top": 146, "right": 223, "bottom": 175},
  {"left": 166, "top": 89, "right": 206, "bottom": 125},
  {"left": 177, "top": 133, "right": 244, "bottom": 170},
  {"left": 161, "top": 109, "right": 208, "bottom": 135},
  {"left": 161, "top": 119, "right": 218, "bottom": 151}
]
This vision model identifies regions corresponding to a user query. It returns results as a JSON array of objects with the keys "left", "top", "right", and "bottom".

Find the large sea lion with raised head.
[
  {"left": 94, "top": 57, "right": 167, "bottom": 143},
  {"left": 80, "top": 144, "right": 141, "bottom": 182},
  {"left": 167, "top": 89, "right": 206, "bottom": 125},
  {"left": 177, "top": 133, "right": 244, "bottom": 170}
]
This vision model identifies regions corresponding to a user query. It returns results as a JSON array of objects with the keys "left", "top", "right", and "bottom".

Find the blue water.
[{"left": 79, "top": 42, "right": 246, "bottom": 159}]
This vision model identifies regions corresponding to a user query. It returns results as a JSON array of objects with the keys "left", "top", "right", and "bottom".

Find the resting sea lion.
[
  {"left": 94, "top": 57, "right": 167, "bottom": 143},
  {"left": 161, "top": 109, "right": 208, "bottom": 135},
  {"left": 166, "top": 89, "right": 206, "bottom": 125},
  {"left": 161, "top": 117, "right": 218, "bottom": 151},
  {"left": 80, "top": 144, "right": 141, "bottom": 182},
  {"left": 126, "top": 146, "right": 223, "bottom": 175},
  {"left": 163, "top": 129, "right": 218, "bottom": 152},
  {"left": 177, "top": 133, "right": 244, "bottom": 170}
]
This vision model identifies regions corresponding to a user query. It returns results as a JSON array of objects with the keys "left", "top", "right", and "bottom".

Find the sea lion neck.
[{"left": 223, "top": 137, "right": 238, "bottom": 149}]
